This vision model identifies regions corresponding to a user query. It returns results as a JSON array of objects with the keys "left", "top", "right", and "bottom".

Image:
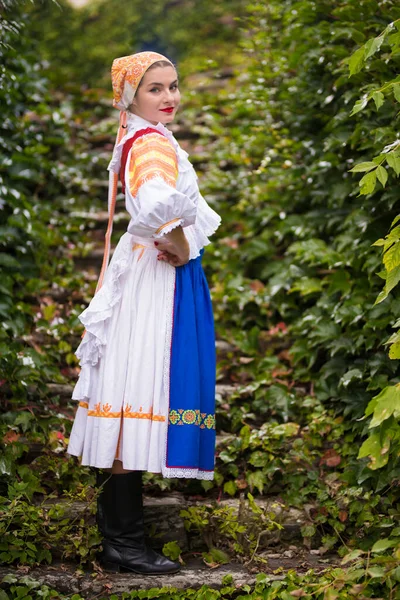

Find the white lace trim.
[
  {"left": 185, "top": 210, "right": 222, "bottom": 259},
  {"left": 71, "top": 234, "right": 132, "bottom": 399},
  {"left": 162, "top": 467, "right": 214, "bottom": 480},
  {"left": 154, "top": 218, "right": 184, "bottom": 238}
]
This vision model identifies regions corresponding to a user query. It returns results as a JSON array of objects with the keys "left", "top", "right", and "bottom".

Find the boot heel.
[{"left": 101, "top": 561, "right": 121, "bottom": 573}]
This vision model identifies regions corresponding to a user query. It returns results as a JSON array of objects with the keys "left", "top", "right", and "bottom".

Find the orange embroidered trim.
[
  {"left": 87, "top": 403, "right": 121, "bottom": 418},
  {"left": 79, "top": 401, "right": 89, "bottom": 409},
  {"left": 86, "top": 402, "right": 165, "bottom": 422},
  {"left": 123, "top": 404, "right": 165, "bottom": 422},
  {"left": 129, "top": 134, "right": 178, "bottom": 198},
  {"left": 155, "top": 218, "right": 181, "bottom": 235}
]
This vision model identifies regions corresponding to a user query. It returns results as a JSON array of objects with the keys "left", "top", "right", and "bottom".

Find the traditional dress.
[{"left": 67, "top": 109, "right": 221, "bottom": 479}]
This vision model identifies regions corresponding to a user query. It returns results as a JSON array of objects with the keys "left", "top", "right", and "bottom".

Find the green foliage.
[
  {"left": 180, "top": 494, "right": 282, "bottom": 563},
  {"left": 198, "top": 0, "right": 400, "bottom": 486},
  {"left": 0, "top": 481, "right": 100, "bottom": 565},
  {"left": 162, "top": 541, "right": 183, "bottom": 562},
  {"left": 192, "top": 0, "right": 400, "bottom": 571},
  {"left": 23, "top": 0, "right": 244, "bottom": 89},
  {"left": 348, "top": 21, "right": 400, "bottom": 193},
  {"left": 358, "top": 384, "right": 400, "bottom": 470},
  {"left": 345, "top": 20, "right": 400, "bottom": 484},
  {"left": 2, "top": 555, "right": 400, "bottom": 598}
]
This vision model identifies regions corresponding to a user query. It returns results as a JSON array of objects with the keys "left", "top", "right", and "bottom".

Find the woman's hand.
[{"left": 154, "top": 226, "right": 190, "bottom": 267}]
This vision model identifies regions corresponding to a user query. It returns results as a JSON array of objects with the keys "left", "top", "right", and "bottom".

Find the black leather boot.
[{"left": 96, "top": 470, "right": 181, "bottom": 574}]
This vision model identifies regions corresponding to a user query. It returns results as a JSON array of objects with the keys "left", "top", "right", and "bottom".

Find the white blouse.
[{"left": 108, "top": 113, "right": 221, "bottom": 260}]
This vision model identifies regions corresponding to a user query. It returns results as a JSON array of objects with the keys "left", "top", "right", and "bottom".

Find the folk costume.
[{"left": 66, "top": 52, "right": 221, "bottom": 574}]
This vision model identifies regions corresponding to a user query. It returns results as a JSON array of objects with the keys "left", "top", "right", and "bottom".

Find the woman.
[{"left": 67, "top": 52, "right": 221, "bottom": 574}]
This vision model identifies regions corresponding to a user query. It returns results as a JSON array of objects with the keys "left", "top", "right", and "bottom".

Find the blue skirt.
[{"left": 166, "top": 249, "right": 216, "bottom": 475}]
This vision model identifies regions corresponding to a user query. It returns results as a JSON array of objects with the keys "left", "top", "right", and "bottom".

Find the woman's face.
[{"left": 130, "top": 65, "right": 181, "bottom": 125}]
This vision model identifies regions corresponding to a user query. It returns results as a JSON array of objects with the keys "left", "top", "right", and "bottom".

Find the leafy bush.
[
  {"left": 198, "top": 0, "right": 400, "bottom": 482},
  {"left": 1, "top": 3, "right": 400, "bottom": 596}
]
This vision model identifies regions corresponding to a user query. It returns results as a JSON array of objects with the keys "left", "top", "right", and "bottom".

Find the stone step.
[
  {"left": 72, "top": 246, "right": 108, "bottom": 270},
  {"left": 0, "top": 563, "right": 262, "bottom": 596},
  {"left": 192, "top": 497, "right": 306, "bottom": 543},
  {"left": 44, "top": 494, "right": 307, "bottom": 551},
  {"left": 70, "top": 209, "right": 129, "bottom": 231},
  {"left": 46, "top": 380, "right": 240, "bottom": 403},
  {"left": 45, "top": 493, "right": 189, "bottom": 552}
]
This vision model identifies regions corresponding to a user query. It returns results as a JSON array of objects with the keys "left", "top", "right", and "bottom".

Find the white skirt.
[{"left": 67, "top": 232, "right": 175, "bottom": 472}]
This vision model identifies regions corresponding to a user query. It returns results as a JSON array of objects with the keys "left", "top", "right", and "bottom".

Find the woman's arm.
[
  {"left": 124, "top": 133, "right": 197, "bottom": 262},
  {"left": 155, "top": 226, "right": 190, "bottom": 266}
]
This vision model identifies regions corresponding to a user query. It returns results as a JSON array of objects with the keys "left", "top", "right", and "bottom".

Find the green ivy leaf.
[
  {"left": 376, "top": 165, "right": 388, "bottom": 187},
  {"left": 1, "top": 575, "right": 17, "bottom": 584},
  {"left": 290, "top": 277, "right": 323, "bottom": 296},
  {"left": 386, "top": 153, "right": 400, "bottom": 176},
  {"left": 371, "top": 538, "right": 398, "bottom": 553},
  {"left": 364, "top": 35, "right": 385, "bottom": 59},
  {"left": 383, "top": 241, "right": 400, "bottom": 272},
  {"left": 162, "top": 541, "right": 182, "bottom": 561},
  {"left": 348, "top": 45, "right": 366, "bottom": 76},
  {"left": 388, "top": 342, "right": 400, "bottom": 359},
  {"left": 203, "top": 547, "right": 230, "bottom": 566},
  {"left": 372, "top": 91, "right": 385, "bottom": 110},
  {"left": 349, "top": 161, "right": 376, "bottom": 173},
  {"left": 393, "top": 83, "right": 400, "bottom": 103},
  {"left": 358, "top": 432, "right": 388, "bottom": 469},
  {"left": 369, "top": 385, "right": 400, "bottom": 428},
  {"left": 350, "top": 96, "right": 369, "bottom": 116},
  {"left": 223, "top": 480, "right": 237, "bottom": 496},
  {"left": 301, "top": 524, "right": 316, "bottom": 538},
  {"left": 246, "top": 470, "right": 266, "bottom": 494},
  {"left": 359, "top": 170, "right": 377, "bottom": 195},
  {"left": 375, "top": 264, "right": 400, "bottom": 305},
  {"left": 367, "top": 566, "right": 386, "bottom": 578},
  {"left": 340, "top": 368, "right": 363, "bottom": 388},
  {"left": 341, "top": 549, "right": 364, "bottom": 564}
]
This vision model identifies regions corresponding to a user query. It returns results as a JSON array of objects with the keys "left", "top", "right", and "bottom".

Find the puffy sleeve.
[{"left": 124, "top": 132, "right": 197, "bottom": 238}]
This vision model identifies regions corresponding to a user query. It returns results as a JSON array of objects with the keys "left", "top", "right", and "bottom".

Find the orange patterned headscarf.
[{"left": 111, "top": 51, "right": 173, "bottom": 111}]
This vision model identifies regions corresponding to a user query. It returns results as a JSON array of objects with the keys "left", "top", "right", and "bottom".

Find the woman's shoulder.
[{"left": 129, "top": 128, "right": 177, "bottom": 159}]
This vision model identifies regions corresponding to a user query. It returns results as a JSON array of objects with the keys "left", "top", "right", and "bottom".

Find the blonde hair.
[{"left": 136, "top": 60, "right": 177, "bottom": 90}]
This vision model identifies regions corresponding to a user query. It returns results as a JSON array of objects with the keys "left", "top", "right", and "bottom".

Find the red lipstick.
[{"left": 160, "top": 107, "right": 174, "bottom": 113}]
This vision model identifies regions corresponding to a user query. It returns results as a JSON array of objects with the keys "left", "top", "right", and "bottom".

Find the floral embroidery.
[
  {"left": 202, "top": 413, "right": 216, "bottom": 430},
  {"left": 168, "top": 409, "right": 215, "bottom": 429},
  {"left": 169, "top": 410, "right": 181, "bottom": 425},
  {"left": 79, "top": 401, "right": 89, "bottom": 409},
  {"left": 129, "top": 134, "right": 178, "bottom": 198},
  {"left": 181, "top": 409, "right": 199, "bottom": 425}
]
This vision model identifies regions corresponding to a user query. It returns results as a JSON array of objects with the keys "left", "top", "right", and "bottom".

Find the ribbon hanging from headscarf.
[{"left": 95, "top": 51, "right": 174, "bottom": 296}]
